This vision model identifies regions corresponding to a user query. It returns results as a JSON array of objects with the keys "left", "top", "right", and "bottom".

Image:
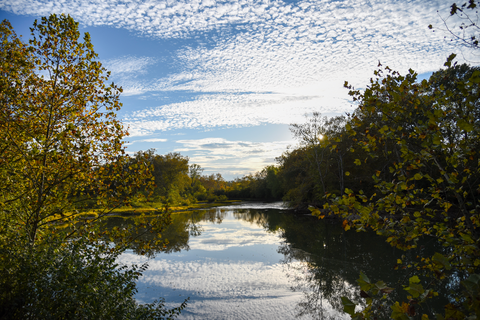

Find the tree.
[
  {"left": 0, "top": 14, "right": 151, "bottom": 244},
  {"left": 276, "top": 147, "right": 318, "bottom": 207},
  {"left": 152, "top": 152, "right": 190, "bottom": 203},
  {"left": 313, "top": 59, "right": 480, "bottom": 319},
  {"left": 0, "top": 14, "right": 185, "bottom": 318},
  {"left": 290, "top": 112, "right": 330, "bottom": 195},
  {"left": 430, "top": 0, "right": 480, "bottom": 49},
  {"left": 265, "top": 165, "right": 283, "bottom": 199},
  {"left": 189, "top": 163, "right": 204, "bottom": 187}
]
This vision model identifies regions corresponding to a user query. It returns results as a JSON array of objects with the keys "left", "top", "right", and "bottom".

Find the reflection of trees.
[
  {"left": 202, "top": 208, "right": 227, "bottom": 224},
  {"left": 281, "top": 250, "right": 355, "bottom": 320},
  {"left": 106, "top": 207, "right": 460, "bottom": 318},
  {"left": 104, "top": 209, "right": 228, "bottom": 257},
  {"left": 230, "top": 209, "right": 454, "bottom": 319},
  {"left": 232, "top": 209, "right": 281, "bottom": 232}
]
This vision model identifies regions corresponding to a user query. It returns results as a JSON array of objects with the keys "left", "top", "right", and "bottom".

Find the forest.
[{"left": 1, "top": 1, "right": 480, "bottom": 319}]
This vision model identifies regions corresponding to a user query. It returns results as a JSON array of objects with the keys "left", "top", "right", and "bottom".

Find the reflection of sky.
[
  {"left": 188, "top": 224, "right": 280, "bottom": 251},
  {"left": 117, "top": 210, "right": 347, "bottom": 319},
  {"left": 215, "top": 200, "right": 289, "bottom": 210}
]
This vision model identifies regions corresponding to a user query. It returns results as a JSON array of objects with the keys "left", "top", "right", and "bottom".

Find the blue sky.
[{"left": 0, "top": 0, "right": 474, "bottom": 180}]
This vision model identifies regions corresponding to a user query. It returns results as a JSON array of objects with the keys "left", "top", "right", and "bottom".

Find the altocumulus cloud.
[
  {"left": 173, "top": 137, "right": 291, "bottom": 177},
  {"left": 104, "top": 56, "right": 157, "bottom": 76},
  {"left": 106, "top": 0, "right": 465, "bottom": 134},
  {"left": 123, "top": 137, "right": 167, "bottom": 146},
  {"left": 2, "top": 0, "right": 473, "bottom": 137},
  {"left": 124, "top": 93, "right": 346, "bottom": 135}
]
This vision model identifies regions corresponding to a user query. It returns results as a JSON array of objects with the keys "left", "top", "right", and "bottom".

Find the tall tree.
[
  {"left": 290, "top": 112, "right": 330, "bottom": 195},
  {"left": 0, "top": 14, "right": 151, "bottom": 243},
  {"left": 314, "top": 60, "right": 480, "bottom": 319},
  {"left": 0, "top": 14, "right": 186, "bottom": 319}
]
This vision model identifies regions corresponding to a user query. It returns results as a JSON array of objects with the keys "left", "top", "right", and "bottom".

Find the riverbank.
[{"left": 77, "top": 200, "right": 243, "bottom": 219}]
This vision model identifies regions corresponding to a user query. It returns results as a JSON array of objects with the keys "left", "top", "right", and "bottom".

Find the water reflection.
[{"left": 111, "top": 203, "right": 454, "bottom": 319}]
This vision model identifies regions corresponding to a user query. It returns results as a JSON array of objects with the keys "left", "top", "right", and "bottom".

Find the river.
[{"left": 112, "top": 202, "right": 451, "bottom": 319}]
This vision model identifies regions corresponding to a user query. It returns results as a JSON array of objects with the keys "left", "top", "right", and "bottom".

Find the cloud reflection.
[{"left": 188, "top": 224, "right": 281, "bottom": 251}]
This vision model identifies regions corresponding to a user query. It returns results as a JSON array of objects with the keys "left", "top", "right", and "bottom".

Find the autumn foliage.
[{"left": 0, "top": 14, "right": 186, "bottom": 318}]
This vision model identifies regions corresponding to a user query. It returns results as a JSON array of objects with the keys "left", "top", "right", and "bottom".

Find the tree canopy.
[
  {"left": 308, "top": 58, "right": 480, "bottom": 319},
  {"left": 0, "top": 15, "right": 154, "bottom": 244},
  {"left": 0, "top": 14, "right": 186, "bottom": 318}
]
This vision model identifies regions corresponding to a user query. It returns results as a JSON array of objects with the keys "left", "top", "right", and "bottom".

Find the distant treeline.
[
  {"left": 219, "top": 63, "right": 480, "bottom": 209},
  {"left": 132, "top": 64, "right": 480, "bottom": 211},
  {"left": 126, "top": 149, "right": 227, "bottom": 205}
]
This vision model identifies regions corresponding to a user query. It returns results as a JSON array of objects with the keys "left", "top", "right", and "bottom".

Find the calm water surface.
[{"left": 114, "top": 202, "right": 449, "bottom": 319}]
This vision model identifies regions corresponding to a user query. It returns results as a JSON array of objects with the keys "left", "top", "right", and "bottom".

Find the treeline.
[
  {"left": 220, "top": 61, "right": 480, "bottom": 317},
  {"left": 129, "top": 149, "right": 229, "bottom": 205},
  {"left": 140, "top": 63, "right": 480, "bottom": 215},
  {"left": 221, "top": 113, "right": 365, "bottom": 206},
  {"left": 223, "top": 63, "right": 480, "bottom": 211}
]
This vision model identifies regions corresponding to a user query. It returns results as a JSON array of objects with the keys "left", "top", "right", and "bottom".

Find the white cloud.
[
  {"left": 1, "top": 0, "right": 276, "bottom": 37},
  {"left": 5, "top": 0, "right": 477, "bottom": 154},
  {"left": 124, "top": 91, "right": 352, "bottom": 136},
  {"left": 140, "top": 138, "right": 168, "bottom": 142},
  {"left": 172, "top": 137, "right": 293, "bottom": 177},
  {"left": 104, "top": 56, "right": 157, "bottom": 76},
  {"left": 123, "top": 137, "right": 168, "bottom": 145},
  {"left": 101, "top": 56, "right": 159, "bottom": 96}
]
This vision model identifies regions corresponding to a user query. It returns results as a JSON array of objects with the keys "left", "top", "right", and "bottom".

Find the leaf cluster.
[
  {"left": 0, "top": 14, "right": 187, "bottom": 318},
  {"left": 315, "top": 57, "right": 480, "bottom": 319}
]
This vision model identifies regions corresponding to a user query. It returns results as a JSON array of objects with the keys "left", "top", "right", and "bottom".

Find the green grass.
[{"left": 108, "top": 199, "right": 242, "bottom": 215}]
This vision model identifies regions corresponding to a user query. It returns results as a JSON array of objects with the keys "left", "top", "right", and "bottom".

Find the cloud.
[
  {"left": 158, "top": 0, "right": 461, "bottom": 97},
  {"left": 171, "top": 137, "right": 293, "bottom": 177},
  {"left": 2, "top": 0, "right": 269, "bottom": 37},
  {"left": 140, "top": 138, "right": 167, "bottom": 142},
  {"left": 4, "top": 0, "right": 475, "bottom": 138},
  {"left": 104, "top": 56, "right": 157, "bottom": 76},
  {"left": 100, "top": 56, "right": 159, "bottom": 96},
  {"left": 127, "top": 138, "right": 294, "bottom": 179},
  {"left": 124, "top": 92, "right": 351, "bottom": 136},
  {"left": 123, "top": 137, "right": 168, "bottom": 145}
]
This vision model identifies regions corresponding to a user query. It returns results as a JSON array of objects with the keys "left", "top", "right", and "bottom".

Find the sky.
[{"left": 0, "top": 0, "right": 476, "bottom": 180}]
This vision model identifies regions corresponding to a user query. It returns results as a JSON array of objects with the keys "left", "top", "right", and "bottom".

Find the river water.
[{"left": 114, "top": 202, "right": 450, "bottom": 319}]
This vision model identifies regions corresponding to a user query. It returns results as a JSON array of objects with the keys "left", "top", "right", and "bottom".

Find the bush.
[{"left": 0, "top": 231, "right": 187, "bottom": 320}]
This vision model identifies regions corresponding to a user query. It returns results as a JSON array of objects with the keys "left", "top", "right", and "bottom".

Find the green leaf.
[
  {"left": 461, "top": 273, "right": 480, "bottom": 296},
  {"left": 357, "top": 271, "right": 373, "bottom": 292},
  {"left": 405, "top": 283, "right": 424, "bottom": 298},
  {"left": 444, "top": 53, "right": 456, "bottom": 67},
  {"left": 457, "top": 119, "right": 474, "bottom": 132},
  {"left": 432, "top": 252, "right": 452, "bottom": 270},
  {"left": 341, "top": 296, "right": 356, "bottom": 316},
  {"left": 391, "top": 302, "right": 411, "bottom": 320}
]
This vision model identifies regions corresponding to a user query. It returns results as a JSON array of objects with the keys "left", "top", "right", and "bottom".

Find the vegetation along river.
[{"left": 107, "top": 202, "right": 453, "bottom": 319}]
